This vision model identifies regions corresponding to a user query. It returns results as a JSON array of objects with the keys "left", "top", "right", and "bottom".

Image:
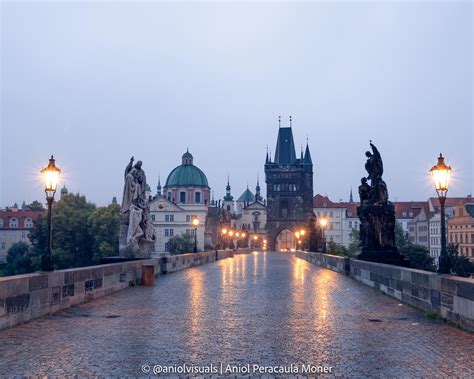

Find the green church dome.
[{"left": 165, "top": 150, "right": 209, "bottom": 188}]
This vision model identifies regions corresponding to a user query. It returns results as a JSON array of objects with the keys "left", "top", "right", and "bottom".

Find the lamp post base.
[{"left": 41, "top": 254, "right": 54, "bottom": 272}]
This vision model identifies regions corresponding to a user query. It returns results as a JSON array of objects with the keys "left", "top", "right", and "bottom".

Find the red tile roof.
[
  {"left": 0, "top": 210, "right": 44, "bottom": 230},
  {"left": 429, "top": 197, "right": 473, "bottom": 211}
]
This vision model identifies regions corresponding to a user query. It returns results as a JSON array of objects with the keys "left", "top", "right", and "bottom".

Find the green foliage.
[
  {"left": 448, "top": 244, "right": 474, "bottom": 277},
  {"left": 396, "top": 222, "right": 436, "bottom": 272},
  {"left": 347, "top": 228, "right": 359, "bottom": 255},
  {"left": 26, "top": 200, "right": 45, "bottom": 211},
  {"left": 167, "top": 233, "right": 195, "bottom": 254},
  {"left": 399, "top": 244, "right": 436, "bottom": 272},
  {"left": 33, "top": 194, "right": 96, "bottom": 269},
  {"left": 307, "top": 213, "right": 322, "bottom": 252},
  {"left": 88, "top": 203, "right": 120, "bottom": 262},
  {"left": 5, "top": 242, "right": 41, "bottom": 275},
  {"left": 326, "top": 241, "right": 350, "bottom": 257}
]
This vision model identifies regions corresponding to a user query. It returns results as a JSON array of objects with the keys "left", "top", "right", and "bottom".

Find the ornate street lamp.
[
  {"left": 192, "top": 218, "right": 199, "bottom": 253},
  {"left": 320, "top": 218, "right": 328, "bottom": 253},
  {"left": 40, "top": 155, "right": 61, "bottom": 271},
  {"left": 430, "top": 153, "right": 452, "bottom": 274}
]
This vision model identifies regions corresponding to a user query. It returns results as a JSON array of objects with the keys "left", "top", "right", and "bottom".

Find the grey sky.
[{"left": 1, "top": 1, "right": 472, "bottom": 207}]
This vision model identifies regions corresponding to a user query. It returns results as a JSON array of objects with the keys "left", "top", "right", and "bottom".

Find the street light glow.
[
  {"left": 320, "top": 218, "right": 328, "bottom": 228},
  {"left": 430, "top": 153, "right": 451, "bottom": 198},
  {"left": 41, "top": 155, "right": 61, "bottom": 200}
]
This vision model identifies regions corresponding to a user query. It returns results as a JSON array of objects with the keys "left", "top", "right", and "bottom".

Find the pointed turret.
[
  {"left": 223, "top": 175, "right": 233, "bottom": 201},
  {"left": 274, "top": 117, "right": 297, "bottom": 165},
  {"left": 157, "top": 176, "right": 162, "bottom": 196},
  {"left": 60, "top": 185, "right": 68, "bottom": 198},
  {"left": 304, "top": 141, "right": 312, "bottom": 164},
  {"left": 255, "top": 174, "right": 263, "bottom": 202},
  {"left": 349, "top": 188, "right": 354, "bottom": 203}
]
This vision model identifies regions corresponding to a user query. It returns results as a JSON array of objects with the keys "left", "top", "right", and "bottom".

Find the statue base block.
[
  {"left": 119, "top": 239, "right": 154, "bottom": 259},
  {"left": 357, "top": 248, "right": 410, "bottom": 267}
]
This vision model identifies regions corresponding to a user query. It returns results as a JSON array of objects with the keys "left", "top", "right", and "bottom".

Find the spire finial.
[
  {"left": 289, "top": 115, "right": 292, "bottom": 127},
  {"left": 278, "top": 115, "right": 281, "bottom": 127}
]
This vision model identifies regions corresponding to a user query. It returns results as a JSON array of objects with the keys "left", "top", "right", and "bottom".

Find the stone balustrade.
[
  {"left": 296, "top": 251, "right": 474, "bottom": 332},
  {"left": 0, "top": 250, "right": 233, "bottom": 330}
]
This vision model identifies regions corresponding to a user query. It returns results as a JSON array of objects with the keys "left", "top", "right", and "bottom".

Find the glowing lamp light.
[
  {"left": 221, "top": 228, "right": 228, "bottom": 235},
  {"left": 430, "top": 153, "right": 451, "bottom": 198},
  {"left": 192, "top": 218, "right": 200, "bottom": 227},
  {"left": 300, "top": 229, "right": 305, "bottom": 236},
  {"left": 295, "top": 231, "right": 300, "bottom": 239},
  {"left": 253, "top": 236, "right": 258, "bottom": 240},
  {"left": 40, "top": 155, "right": 61, "bottom": 200},
  {"left": 229, "top": 231, "right": 234, "bottom": 237},
  {"left": 236, "top": 232, "right": 240, "bottom": 238},
  {"left": 241, "top": 233, "right": 246, "bottom": 238},
  {"left": 320, "top": 218, "right": 328, "bottom": 228}
]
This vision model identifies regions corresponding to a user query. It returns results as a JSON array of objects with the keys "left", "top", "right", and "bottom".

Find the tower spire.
[
  {"left": 289, "top": 115, "right": 292, "bottom": 127},
  {"left": 278, "top": 115, "right": 281, "bottom": 128},
  {"left": 349, "top": 187, "right": 354, "bottom": 203}
]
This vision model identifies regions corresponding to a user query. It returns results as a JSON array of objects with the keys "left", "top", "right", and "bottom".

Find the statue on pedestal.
[
  {"left": 357, "top": 142, "right": 409, "bottom": 266},
  {"left": 119, "top": 157, "right": 156, "bottom": 258}
]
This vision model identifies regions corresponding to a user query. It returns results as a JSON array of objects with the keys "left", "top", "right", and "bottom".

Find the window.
[
  {"left": 151, "top": 214, "right": 156, "bottom": 222},
  {"left": 195, "top": 192, "right": 201, "bottom": 203},
  {"left": 24, "top": 218, "right": 33, "bottom": 228},
  {"left": 349, "top": 221, "right": 353, "bottom": 228},
  {"left": 165, "top": 229, "right": 169, "bottom": 237},
  {"left": 329, "top": 211, "right": 333, "bottom": 217},
  {"left": 9, "top": 218, "right": 18, "bottom": 228},
  {"left": 165, "top": 215, "right": 169, "bottom": 222},
  {"left": 165, "top": 243, "right": 170, "bottom": 252},
  {"left": 186, "top": 215, "right": 191, "bottom": 222},
  {"left": 1, "top": 242, "right": 5, "bottom": 250},
  {"left": 180, "top": 191, "right": 186, "bottom": 203},
  {"left": 21, "top": 232, "right": 27, "bottom": 239},
  {"left": 169, "top": 229, "right": 174, "bottom": 236},
  {"left": 471, "top": 234, "right": 474, "bottom": 244},
  {"left": 170, "top": 215, "right": 174, "bottom": 222},
  {"left": 167, "top": 192, "right": 172, "bottom": 201},
  {"left": 0, "top": 218, "right": 3, "bottom": 228}
]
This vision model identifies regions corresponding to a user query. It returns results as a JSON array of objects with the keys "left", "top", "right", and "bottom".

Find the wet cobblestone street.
[{"left": 0, "top": 252, "right": 473, "bottom": 377}]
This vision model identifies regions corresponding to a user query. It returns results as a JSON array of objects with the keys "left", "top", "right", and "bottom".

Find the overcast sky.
[{"left": 1, "top": 1, "right": 473, "bottom": 207}]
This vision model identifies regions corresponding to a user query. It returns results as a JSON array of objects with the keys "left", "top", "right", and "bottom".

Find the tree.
[
  {"left": 5, "top": 242, "right": 40, "bottom": 275},
  {"left": 307, "top": 213, "right": 323, "bottom": 252},
  {"left": 29, "top": 193, "right": 96, "bottom": 270},
  {"left": 26, "top": 200, "right": 45, "bottom": 211},
  {"left": 326, "top": 241, "right": 350, "bottom": 256},
  {"left": 399, "top": 244, "right": 436, "bottom": 272},
  {"left": 88, "top": 203, "right": 120, "bottom": 262},
  {"left": 448, "top": 244, "right": 474, "bottom": 277},
  {"left": 167, "top": 233, "right": 194, "bottom": 254},
  {"left": 347, "top": 228, "right": 359, "bottom": 256}
]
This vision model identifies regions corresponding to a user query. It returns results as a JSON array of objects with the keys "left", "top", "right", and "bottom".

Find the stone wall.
[
  {"left": 0, "top": 250, "right": 233, "bottom": 330},
  {"left": 296, "top": 251, "right": 474, "bottom": 332}
]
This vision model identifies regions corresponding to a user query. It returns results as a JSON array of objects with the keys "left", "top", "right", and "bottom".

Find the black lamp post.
[
  {"left": 192, "top": 218, "right": 199, "bottom": 253},
  {"left": 40, "top": 155, "right": 61, "bottom": 271},
  {"left": 430, "top": 153, "right": 452, "bottom": 274}
]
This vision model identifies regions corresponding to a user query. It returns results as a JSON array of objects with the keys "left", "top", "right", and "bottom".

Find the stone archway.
[{"left": 275, "top": 228, "right": 297, "bottom": 252}]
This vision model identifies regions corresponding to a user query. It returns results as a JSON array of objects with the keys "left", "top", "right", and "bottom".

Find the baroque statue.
[
  {"left": 119, "top": 157, "right": 156, "bottom": 258},
  {"left": 357, "top": 142, "right": 409, "bottom": 266}
]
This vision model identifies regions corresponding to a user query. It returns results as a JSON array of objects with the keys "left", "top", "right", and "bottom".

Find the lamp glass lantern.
[
  {"left": 430, "top": 153, "right": 451, "bottom": 198},
  {"left": 41, "top": 155, "right": 61, "bottom": 199}
]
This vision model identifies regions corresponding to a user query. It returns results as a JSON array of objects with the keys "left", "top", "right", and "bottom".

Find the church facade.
[{"left": 265, "top": 120, "right": 314, "bottom": 251}]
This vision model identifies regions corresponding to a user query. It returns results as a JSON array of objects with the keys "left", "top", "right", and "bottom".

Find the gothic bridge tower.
[{"left": 265, "top": 117, "right": 313, "bottom": 251}]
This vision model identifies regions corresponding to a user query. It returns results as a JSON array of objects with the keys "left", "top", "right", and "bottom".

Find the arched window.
[
  {"left": 24, "top": 218, "right": 33, "bottom": 228},
  {"left": 9, "top": 218, "right": 18, "bottom": 228}
]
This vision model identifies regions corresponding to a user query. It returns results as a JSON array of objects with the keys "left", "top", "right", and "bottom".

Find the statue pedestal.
[{"left": 357, "top": 248, "right": 410, "bottom": 267}]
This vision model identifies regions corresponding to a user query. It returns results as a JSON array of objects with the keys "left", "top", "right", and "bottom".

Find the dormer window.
[{"left": 10, "top": 218, "right": 18, "bottom": 228}]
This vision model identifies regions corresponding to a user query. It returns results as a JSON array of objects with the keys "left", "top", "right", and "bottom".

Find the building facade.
[
  {"left": 149, "top": 150, "right": 210, "bottom": 253},
  {"left": 448, "top": 202, "right": 474, "bottom": 261},
  {"left": 265, "top": 122, "right": 313, "bottom": 251},
  {"left": 0, "top": 207, "right": 43, "bottom": 262}
]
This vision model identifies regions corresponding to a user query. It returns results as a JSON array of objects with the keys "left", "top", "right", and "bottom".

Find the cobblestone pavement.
[{"left": 0, "top": 252, "right": 473, "bottom": 378}]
